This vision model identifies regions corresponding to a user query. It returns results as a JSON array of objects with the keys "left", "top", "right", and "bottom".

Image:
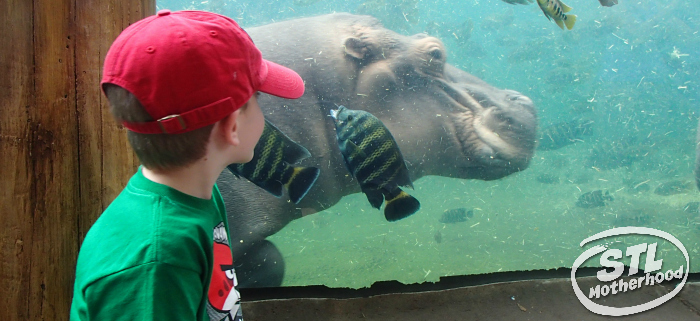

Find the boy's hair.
[{"left": 104, "top": 84, "right": 213, "bottom": 171}]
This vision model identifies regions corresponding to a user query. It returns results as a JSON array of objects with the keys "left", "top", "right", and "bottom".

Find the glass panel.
[{"left": 158, "top": 0, "right": 700, "bottom": 288}]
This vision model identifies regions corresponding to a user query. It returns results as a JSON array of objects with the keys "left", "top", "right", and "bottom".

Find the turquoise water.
[{"left": 158, "top": 0, "right": 699, "bottom": 288}]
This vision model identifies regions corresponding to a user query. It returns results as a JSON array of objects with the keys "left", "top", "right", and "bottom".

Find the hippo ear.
[{"left": 343, "top": 37, "right": 369, "bottom": 59}]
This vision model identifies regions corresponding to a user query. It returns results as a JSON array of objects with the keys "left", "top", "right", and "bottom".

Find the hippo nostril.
[
  {"left": 500, "top": 115, "right": 515, "bottom": 126},
  {"left": 429, "top": 49, "right": 443, "bottom": 61},
  {"left": 505, "top": 91, "right": 533, "bottom": 106}
]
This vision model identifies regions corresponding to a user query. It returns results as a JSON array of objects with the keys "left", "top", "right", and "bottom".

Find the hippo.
[{"left": 219, "top": 13, "right": 538, "bottom": 287}]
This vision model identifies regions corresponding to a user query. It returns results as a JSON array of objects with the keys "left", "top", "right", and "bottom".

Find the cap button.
[{"left": 157, "top": 9, "right": 171, "bottom": 17}]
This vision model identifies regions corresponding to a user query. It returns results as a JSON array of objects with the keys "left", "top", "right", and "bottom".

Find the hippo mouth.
[{"left": 434, "top": 78, "right": 537, "bottom": 173}]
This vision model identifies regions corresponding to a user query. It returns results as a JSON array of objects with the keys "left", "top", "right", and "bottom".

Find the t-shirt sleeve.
[{"left": 82, "top": 262, "right": 204, "bottom": 320}]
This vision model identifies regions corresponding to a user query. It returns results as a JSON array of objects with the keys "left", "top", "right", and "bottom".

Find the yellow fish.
[{"left": 536, "top": 0, "right": 577, "bottom": 30}]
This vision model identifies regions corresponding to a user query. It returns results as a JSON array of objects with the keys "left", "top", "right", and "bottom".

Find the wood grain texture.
[
  {"left": 98, "top": 0, "right": 153, "bottom": 211},
  {"left": 1, "top": 1, "right": 34, "bottom": 320},
  {"left": 29, "top": 0, "right": 78, "bottom": 318},
  {"left": 76, "top": 0, "right": 106, "bottom": 244},
  {"left": 1, "top": 0, "right": 154, "bottom": 319},
  {"left": 75, "top": 0, "right": 153, "bottom": 242}
]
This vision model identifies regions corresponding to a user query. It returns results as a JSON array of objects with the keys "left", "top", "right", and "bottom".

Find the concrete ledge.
[{"left": 242, "top": 278, "right": 700, "bottom": 320}]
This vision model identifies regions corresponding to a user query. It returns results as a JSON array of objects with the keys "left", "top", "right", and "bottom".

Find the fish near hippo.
[{"left": 217, "top": 13, "right": 538, "bottom": 287}]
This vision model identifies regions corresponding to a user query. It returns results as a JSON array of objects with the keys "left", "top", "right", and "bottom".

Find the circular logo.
[{"left": 571, "top": 227, "right": 689, "bottom": 316}]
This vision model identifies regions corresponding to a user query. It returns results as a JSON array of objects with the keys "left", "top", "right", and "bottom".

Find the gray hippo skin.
[{"left": 219, "top": 13, "right": 538, "bottom": 287}]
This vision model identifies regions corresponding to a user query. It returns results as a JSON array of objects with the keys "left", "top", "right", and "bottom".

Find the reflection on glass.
[{"left": 158, "top": 0, "right": 700, "bottom": 288}]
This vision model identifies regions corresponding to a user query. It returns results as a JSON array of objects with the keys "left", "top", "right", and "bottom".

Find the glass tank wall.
[{"left": 158, "top": 0, "right": 699, "bottom": 288}]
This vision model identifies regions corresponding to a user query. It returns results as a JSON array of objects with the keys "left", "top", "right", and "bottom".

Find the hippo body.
[{"left": 220, "top": 13, "right": 538, "bottom": 287}]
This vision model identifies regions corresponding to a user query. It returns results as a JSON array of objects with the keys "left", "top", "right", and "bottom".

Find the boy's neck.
[{"left": 141, "top": 160, "right": 222, "bottom": 200}]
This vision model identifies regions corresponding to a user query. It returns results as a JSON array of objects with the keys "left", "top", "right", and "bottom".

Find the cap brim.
[{"left": 258, "top": 60, "right": 305, "bottom": 99}]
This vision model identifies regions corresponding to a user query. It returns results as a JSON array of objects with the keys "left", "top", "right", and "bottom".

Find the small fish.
[
  {"left": 575, "top": 190, "right": 613, "bottom": 208},
  {"left": 227, "top": 119, "right": 320, "bottom": 204},
  {"left": 598, "top": 0, "right": 618, "bottom": 7},
  {"left": 330, "top": 105, "right": 420, "bottom": 221},
  {"left": 654, "top": 180, "right": 691, "bottom": 196},
  {"left": 439, "top": 208, "right": 474, "bottom": 223},
  {"left": 434, "top": 230, "right": 443, "bottom": 244},
  {"left": 537, "top": 118, "right": 593, "bottom": 151},
  {"left": 536, "top": 0, "right": 577, "bottom": 30}
]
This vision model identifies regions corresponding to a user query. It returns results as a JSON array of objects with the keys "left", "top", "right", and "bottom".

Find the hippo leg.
[{"left": 235, "top": 240, "right": 285, "bottom": 288}]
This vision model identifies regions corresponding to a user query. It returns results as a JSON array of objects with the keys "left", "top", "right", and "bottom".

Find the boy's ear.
[{"left": 220, "top": 109, "right": 241, "bottom": 146}]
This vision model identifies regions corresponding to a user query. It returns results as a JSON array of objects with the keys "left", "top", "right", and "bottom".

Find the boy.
[{"left": 70, "top": 10, "right": 304, "bottom": 320}]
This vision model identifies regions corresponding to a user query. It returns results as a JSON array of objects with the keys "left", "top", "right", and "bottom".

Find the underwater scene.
[{"left": 158, "top": 0, "right": 699, "bottom": 288}]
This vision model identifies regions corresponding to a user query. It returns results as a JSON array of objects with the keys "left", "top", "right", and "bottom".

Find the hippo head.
[{"left": 341, "top": 25, "right": 537, "bottom": 180}]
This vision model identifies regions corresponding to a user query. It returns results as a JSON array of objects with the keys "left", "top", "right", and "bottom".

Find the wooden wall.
[{"left": 1, "top": 0, "right": 155, "bottom": 319}]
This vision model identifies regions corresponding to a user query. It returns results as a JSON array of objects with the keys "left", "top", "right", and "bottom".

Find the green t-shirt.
[{"left": 70, "top": 168, "right": 243, "bottom": 320}]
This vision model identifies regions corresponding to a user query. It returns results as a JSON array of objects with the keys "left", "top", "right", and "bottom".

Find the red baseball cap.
[{"left": 101, "top": 10, "right": 304, "bottom": 134}]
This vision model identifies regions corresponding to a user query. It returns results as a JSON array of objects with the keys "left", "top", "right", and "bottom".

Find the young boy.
[{"left": 70, "top": 10, "right": 304, "bottom": 321}]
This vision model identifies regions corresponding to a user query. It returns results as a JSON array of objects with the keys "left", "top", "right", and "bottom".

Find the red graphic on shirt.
[{"left": 208, "top": 241, "right": 237, "bottom": 312}]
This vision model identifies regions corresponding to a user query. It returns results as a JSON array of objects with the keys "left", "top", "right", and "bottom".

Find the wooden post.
[
  {"left": 0, "top": 0, "right": 154, "bottom": 320},
  {"left": 1, "top": 1, "right": 35, "bottom": 319}
]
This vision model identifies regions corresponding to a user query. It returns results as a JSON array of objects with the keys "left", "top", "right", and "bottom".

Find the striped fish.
[
  {"left": 536, "top": 0, "right": 577, "bottom": 30},
  {"left": 227, "top": 119, "right": 320, "bottom": 204},
  {"left": 330, "top": 105, "right": 420, "bottom": 222},
  {"left": 439, "top": 208, "right": 474, "bottom": 224},
  {"left": 575, "top": 190, "right": 613, "bottom": 208}
]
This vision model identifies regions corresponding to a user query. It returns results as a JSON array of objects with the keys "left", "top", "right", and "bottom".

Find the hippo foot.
[{"left": 235, "top": 240, "right": 285, "bottom": 288}]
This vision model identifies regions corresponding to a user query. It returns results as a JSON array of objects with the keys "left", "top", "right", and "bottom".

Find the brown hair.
[{"left": 103, "top": 84, "right": 213, "bottom": 171}]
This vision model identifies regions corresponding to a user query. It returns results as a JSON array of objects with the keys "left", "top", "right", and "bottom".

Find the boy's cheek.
[
  {"left": 243, "top": 151, "right": 255, "bottom": 163},
  {"left": 255, "top": 123, "right": 265, "bottom": 143}
]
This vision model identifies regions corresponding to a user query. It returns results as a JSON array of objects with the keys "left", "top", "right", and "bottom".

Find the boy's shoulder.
[{"left": 77, "top": 171, "right": 222, "bottom": 280}]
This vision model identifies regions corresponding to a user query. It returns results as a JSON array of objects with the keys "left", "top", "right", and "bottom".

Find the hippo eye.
[
  {"left": 347, "top": 115, "right": 354, "bottom": 122},
  {"left": 429, "top": 49, "right": 443, "bottom": 61}
]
